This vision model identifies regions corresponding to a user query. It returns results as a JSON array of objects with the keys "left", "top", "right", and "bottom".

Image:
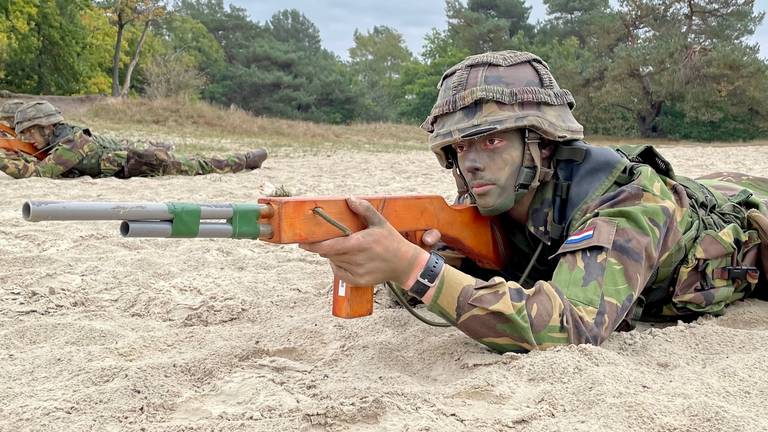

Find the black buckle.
[
  {"left": 555, "top": 181, "right": 570, "bottom": 198},
  {"left": 408, "top": 252, "right": 446, "bottom": 299},
  {"left": 724, "top": 266, "right": 759, "bottom": 280}
]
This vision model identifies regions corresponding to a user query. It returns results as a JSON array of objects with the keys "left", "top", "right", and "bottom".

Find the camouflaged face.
[
  {"left": 422, "top": 50, "right": 584, "bottom": 168},
  {"left": 454, "top": 131, "right": 527, "bottom": 215},
  {"left": 14, "top": 101, "right": 64, "bottom": 134}
]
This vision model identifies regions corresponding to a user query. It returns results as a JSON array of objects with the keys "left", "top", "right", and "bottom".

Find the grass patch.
[
  {"left": 71, "top": 97, "right": 426, "bottom": 156},
  {"left": 66, "top": 97, "right": 768, "bottom": 156}
]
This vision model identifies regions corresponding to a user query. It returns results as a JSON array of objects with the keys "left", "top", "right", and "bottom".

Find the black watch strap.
[{"left": 408, "top": 251, "right": 445, "bottom": 299}]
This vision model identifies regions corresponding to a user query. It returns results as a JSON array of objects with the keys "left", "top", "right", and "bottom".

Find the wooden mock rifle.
[{"left": 23, "top": 196, "right": 503, "bottom": 319}]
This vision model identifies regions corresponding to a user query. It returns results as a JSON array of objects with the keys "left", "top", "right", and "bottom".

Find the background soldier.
[
  {"left": 0, "top": 100, "right": 267, "bottom": 179},
  {"left": 301, "top": 50, "right": 768, "bottom": 353},
  {"left": 0, "top": 99, "right": 25, "bottom": 138}
]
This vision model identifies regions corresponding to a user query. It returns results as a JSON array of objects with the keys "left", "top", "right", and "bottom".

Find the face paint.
[
  {"left": 19, "top": 126, "right": 49, "bottom": 149},
  {"left": 453, "top": 131, "right": 526, "bottom": 216}
]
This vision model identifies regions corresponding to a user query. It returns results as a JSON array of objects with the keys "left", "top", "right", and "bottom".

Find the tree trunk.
[
  {"left": 633, "top": 68, "right": 665, "bottom": 137},
  {"left": 111, "top": 13, "right": 125, "bottom": 97},
  {"left": 120, "top": 19, "right": 152, "bottom": 98},
  {"left": 637, "top": 100, "right": 664, "bottom": 137}
]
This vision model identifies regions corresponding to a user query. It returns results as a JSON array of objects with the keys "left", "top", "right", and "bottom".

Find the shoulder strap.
[
  {"left": 615, "top": 144, "right": 676, "bottom": 180},
  {"left": 550, "top": 141, "right": 627, "bottom": 239}
]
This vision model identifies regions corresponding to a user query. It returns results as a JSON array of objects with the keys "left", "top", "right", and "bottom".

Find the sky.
[{"left": 228, "top": 0, "right": 768, "bottom": 60}]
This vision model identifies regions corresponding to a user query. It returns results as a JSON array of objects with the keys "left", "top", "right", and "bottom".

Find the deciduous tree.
[{"left": 97, "top": 0, "right": 166, "bottom": 96}]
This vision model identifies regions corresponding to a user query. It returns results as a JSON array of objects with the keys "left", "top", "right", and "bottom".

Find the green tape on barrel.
[
  {"left": 228, "top": 204, "right": 261, "bottom": 239},
  {"left": 167, "top": 203, "right": 201, "bottom": 238}
]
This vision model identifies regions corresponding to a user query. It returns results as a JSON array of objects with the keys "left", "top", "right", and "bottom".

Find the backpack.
[{"left": 615, "top": 144, "right": 764, "bottom": 320}]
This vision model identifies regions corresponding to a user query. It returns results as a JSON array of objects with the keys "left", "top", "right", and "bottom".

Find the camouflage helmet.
[
  {"left": 0, "top": 99, "right": 25, "bottom": 125},
  {"left": 14, "top": 100, "right": 64, "bottom": 134},
  {"left": 421, "top": 50, "right": 584, "bottom": 168}
]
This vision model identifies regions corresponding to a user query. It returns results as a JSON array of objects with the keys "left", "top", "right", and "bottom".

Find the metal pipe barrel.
[
  {"left": 23, "top": 201, "right": 272, "bottom": 222},
  {"left": 23, "top": 200, "right": 274, "bottom": 240},
  {"left": 120, "top": 221, "right": 273, "bottom": 239}
]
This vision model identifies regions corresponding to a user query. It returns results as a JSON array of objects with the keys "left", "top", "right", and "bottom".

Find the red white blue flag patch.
[{"left": 564, "top": 227, "right": 595, "bottom": 245}]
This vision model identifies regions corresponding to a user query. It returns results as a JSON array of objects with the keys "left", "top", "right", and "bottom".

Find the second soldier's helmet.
[
  {"left": 421, "top": 50, "right": 584, "bottom": 169},
  {"left": 14, "top": 100, "right": 64, "bottom": 134},
  {"left": 0, "top": 99, "right": 25, "bottom": 125}
]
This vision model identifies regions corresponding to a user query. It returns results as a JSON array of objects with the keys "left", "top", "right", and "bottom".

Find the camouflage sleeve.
[
  {"left": 426, "top": 166, "right": 687, "bottom": 353},
  {"left": 0, "top": 149, "right": 39, "bottom": 178},
  {"left": 0, "top": 132, "right": 89, "bottom": 178}
]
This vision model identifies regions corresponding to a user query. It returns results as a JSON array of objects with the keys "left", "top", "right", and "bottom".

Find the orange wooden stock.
[
  {"left": 257, "top": 195, "right": 503, "bottom": 319},
  {"left": 0, "top": 123, "right": 15, "bottom": 136},
  {"left": 0, "top": 124, "right": 45, "bottom": 160}
]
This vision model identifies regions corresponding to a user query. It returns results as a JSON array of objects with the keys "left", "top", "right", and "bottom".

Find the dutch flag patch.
[{"left": 564, "top": 227, "right": 595, "bottom": 245}]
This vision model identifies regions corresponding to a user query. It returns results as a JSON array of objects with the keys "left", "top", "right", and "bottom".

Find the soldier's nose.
[{"left": 462, "top": 154, "right": 484, "bottom": 174}]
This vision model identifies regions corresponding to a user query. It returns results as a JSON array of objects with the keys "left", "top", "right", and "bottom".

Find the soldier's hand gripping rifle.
[{"left": 23, "top": 196, "right": 503, "bottom": 320}]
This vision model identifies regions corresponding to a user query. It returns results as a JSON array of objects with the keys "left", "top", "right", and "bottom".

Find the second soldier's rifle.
[{"left": 23, "top": 196, "right": 504, "bottom": 319}]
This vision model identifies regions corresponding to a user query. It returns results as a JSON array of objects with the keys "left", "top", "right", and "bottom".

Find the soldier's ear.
[{"left": 539, "top": 141, "right": 556, "bottom": 166}]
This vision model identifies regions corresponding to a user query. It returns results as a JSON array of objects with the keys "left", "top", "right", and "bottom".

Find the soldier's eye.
[
  {"left": 484, "top": 138, "right": 504, "bottom": 149},
  {"left": 453, "top": 143, "right": 467, "bottom": 154}
]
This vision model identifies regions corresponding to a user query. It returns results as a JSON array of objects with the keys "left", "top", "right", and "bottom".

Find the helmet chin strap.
[
  {"left": 450, "top": 152, "right": 477, "bottom": 205},
  {"left": 513, "top": 129, "right": 540, "bottom": 199}
]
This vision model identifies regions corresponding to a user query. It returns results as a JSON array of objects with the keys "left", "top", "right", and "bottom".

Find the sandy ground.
[{"left": 2, "top": 145, "right": 768, "bottom": 431}]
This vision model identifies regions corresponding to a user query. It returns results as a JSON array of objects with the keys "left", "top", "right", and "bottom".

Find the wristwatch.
[{"left": 408, "top": 251, "right": 445, "bottom": 299}]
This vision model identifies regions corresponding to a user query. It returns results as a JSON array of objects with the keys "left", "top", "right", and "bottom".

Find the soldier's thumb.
[
  {"left": 422, "top": 229, "right": 442, "bottom": 246},
  {"left": 347, "top": 197, "right": 387, "bottom": 227}
]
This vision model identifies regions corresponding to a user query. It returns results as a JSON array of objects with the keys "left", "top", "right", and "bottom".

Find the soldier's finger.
[
  {"left": 330, "top": 262, "right": 360, "bottom": 285},
  {"left": 325, "top": 253, "right": 364, "bottom": 269},
  {"left": 346, "top": 197, "right": 387, "bottom": 228},
  {"left": 422, "top": 229, "right": 442, "bottom": 246},
  {"left": 299, "top": 236, "right": 358, "bottom": 256}
]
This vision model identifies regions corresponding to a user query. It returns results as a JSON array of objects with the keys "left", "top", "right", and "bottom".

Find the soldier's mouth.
[{"left": 471, "top": 182, "right": 495, "bottom": 194}]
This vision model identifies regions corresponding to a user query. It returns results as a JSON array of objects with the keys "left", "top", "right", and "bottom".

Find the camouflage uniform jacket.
[
  {"left": 0, "top": 124, "right": 123, "bottom": 178},
  {"left": 427, "top": 141, "right": 768, "bottom": 353}
]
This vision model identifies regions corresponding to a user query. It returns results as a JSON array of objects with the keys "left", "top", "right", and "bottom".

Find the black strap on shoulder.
[
  {"left": 550, "top": 145, "right": 586, "bottom": 240},
  {"left": 615, "top": 144, "right": 675, "bottom": 179},
  {"left": 554, "top": 145, "right": 586, "bottom": 162}
]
